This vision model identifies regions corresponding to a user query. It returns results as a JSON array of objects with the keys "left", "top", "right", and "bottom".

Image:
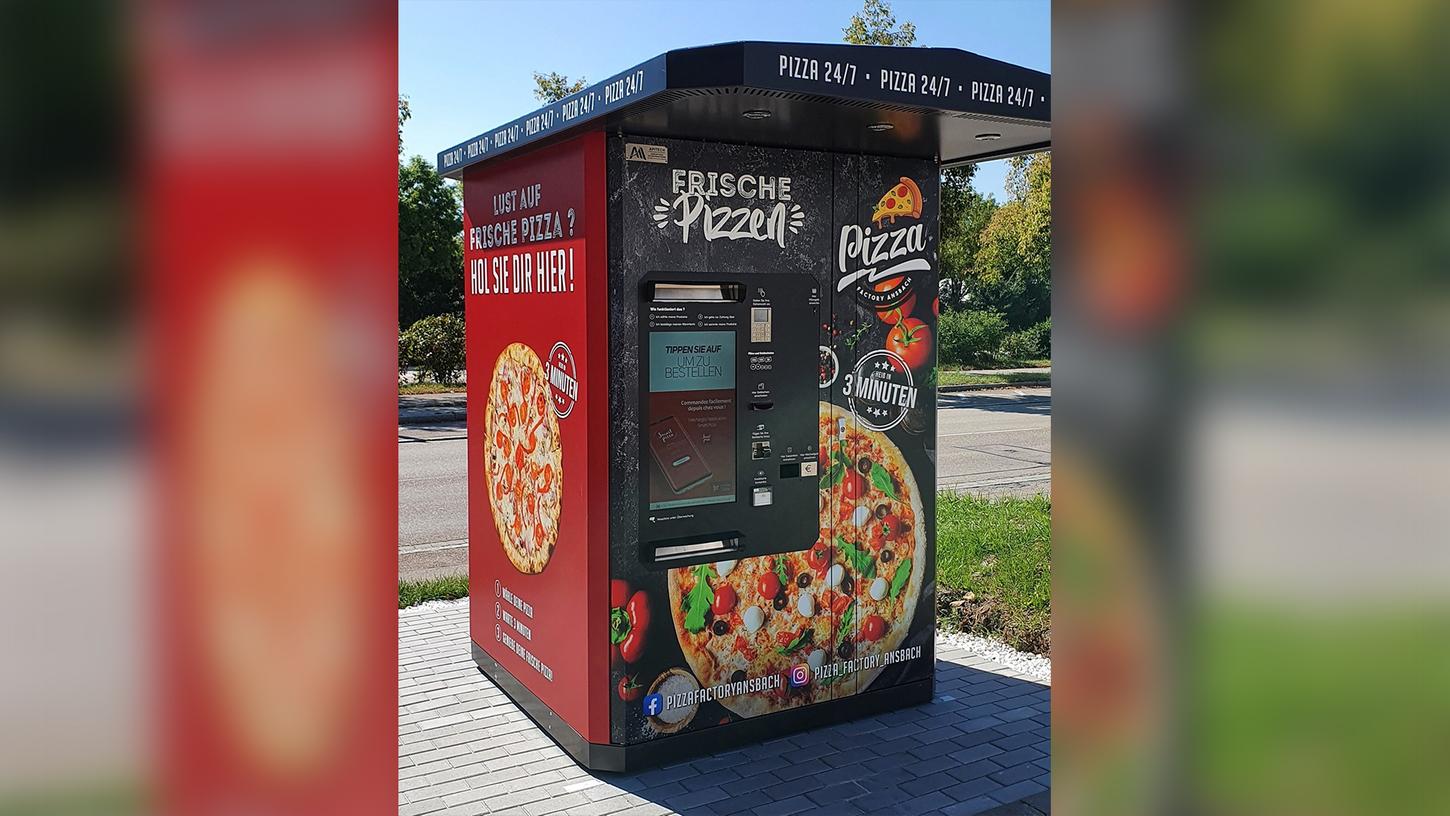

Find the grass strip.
[
  {"left": 399, "top": 383, "right": 467, "bottom": 394},
  {"left": 399, "top": 574, "right": 469, "bottom": 608},
  {"left": 938, "top": 370, "right": 1051, "bottom": 387},
  {"left": 935, "top": 491, "right": 1051, "bottom": 654}
]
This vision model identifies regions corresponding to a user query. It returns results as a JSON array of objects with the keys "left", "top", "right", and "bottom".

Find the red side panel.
[{"left": 464, "top": 132, "right": 608, "bottom": 742}]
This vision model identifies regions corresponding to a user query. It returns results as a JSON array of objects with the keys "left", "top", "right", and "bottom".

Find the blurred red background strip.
[{"left": 144, "top": 2, "right": 397, "bottom": 814}]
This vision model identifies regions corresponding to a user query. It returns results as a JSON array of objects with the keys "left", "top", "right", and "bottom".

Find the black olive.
[
  {"left": 874, "top": 503, "right": 889, "bottom": 519},
  {"left": 773, "top": 595, "right": 788, "bottom": 611},
  {"left": 881, "top": 549, "right": 895, "bottom": 563},
  {"left": 796, "top": 572, "right": 812, "bottom": 588},
  {"left": 856, "top": 455, "right": 873, "bottom": 474},
  {"left": 731, "top": 670, "right": 746, "bottom": 683},
  {"left": 840, "top": 575, "right": 855, "bottom": 596},
  {"left": 837, "top": 640, "right": 855, "bottom": 659},
  {"left": 712, "top": 619, "right": 729, "bottom": 636}
]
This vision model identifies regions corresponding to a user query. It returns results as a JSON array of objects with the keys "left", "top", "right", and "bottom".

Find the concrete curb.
[{"left": 938, "top": 379, "right": 1050, "bottom": 393}]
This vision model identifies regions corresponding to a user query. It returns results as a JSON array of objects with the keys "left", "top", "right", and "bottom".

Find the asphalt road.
[{"left": 398, "top": 387, "right": 1050, "bottom": 582}]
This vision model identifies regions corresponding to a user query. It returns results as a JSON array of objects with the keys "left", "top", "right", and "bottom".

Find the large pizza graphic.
[
  {"left": 871, "top": 176, "right": 923, "bottom": 225},
  {"left": 484, "top": 343, "right": 563, "bottom": 574},
  {"left": 666, "top": 402, "right": 927, "bottom": 717}
]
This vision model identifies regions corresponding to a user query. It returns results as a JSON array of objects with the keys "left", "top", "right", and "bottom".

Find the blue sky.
[{"left": 399, "top": 0, "right": 1049, "bottom": 200}]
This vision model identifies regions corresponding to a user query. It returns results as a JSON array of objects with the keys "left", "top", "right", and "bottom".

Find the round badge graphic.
[
  {"left": 545, "top": 341, "right": 578, "bottom": 418},
  {"left": 846, "top": 349, "right": 917, "bottom": 432}
]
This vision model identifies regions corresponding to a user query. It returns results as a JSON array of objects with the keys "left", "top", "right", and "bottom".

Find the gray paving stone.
[
  {"left": 948, "top": 743, "right": 1004, "bottom": 766},
  {"left": 940, "top": 795, "right": 1003, "bottom": 815},
  {"left": 988, "top": 763, "right": 1042, "bottom": 786},
  {"left": 805, "top": 780, "right": 867, "bottom": 805},
  {"left": 947, "top": 759, "right": 1004, "bottom": 783},
  {"left": 941, "top": 774, "right": 1001, "bottom": 803},
  {"left": 988, "top": 780, "right": 1048, "bottom": 805},
  {"left": 751, "top": 793, "right": 817, "bottom": 816}
]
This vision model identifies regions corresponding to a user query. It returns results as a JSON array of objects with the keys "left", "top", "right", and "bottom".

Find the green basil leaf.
[
  {"left": 835, "top": 534, "right": 876, "bottom": 580},
  {"left": 683, "top": 564, "right": 716, "bottom": 633},
  {"left": 833, "top": 444, "right": 854, "bottom": 472},
  {"left": 776, "top": 628, "right": 814, "bottom": 655},
  {"left": 838, "top": 599, "right": 856, "bottom": 638},
  {"left": 609, "top": 607, "right": 630, "bottom": 644},
  {"left": 889, "top": 558, "right": 912, "bottom": 599},
  {"left": 869, "top": 462, "right": 899, "bottom": 500},
  {"left": 820, "top": 462, "right": 845, "bottom": 489},
  {"left": 775, "top": 555, "right": 788, "bottom": 587}
]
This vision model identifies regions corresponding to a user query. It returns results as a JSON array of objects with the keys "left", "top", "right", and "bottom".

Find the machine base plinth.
[{"left": 471, "top": 640, "right": 935, "bottom": 773}]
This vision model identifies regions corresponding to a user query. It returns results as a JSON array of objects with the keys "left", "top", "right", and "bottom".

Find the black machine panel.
[{"left": 637, "top": 273, "right": 820, "bottom": 567}]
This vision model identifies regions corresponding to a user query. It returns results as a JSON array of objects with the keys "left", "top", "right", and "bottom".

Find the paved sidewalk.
[{"left": 401, "top": 600, "right": 1050, "bottom": 816}]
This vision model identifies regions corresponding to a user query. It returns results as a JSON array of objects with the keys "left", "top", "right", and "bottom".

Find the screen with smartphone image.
[{"left": 646, "top": 330, "right": 736, "bottom": 510}]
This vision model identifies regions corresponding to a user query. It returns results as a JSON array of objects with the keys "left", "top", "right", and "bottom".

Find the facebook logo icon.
[{"left": 642, "top": 693, "right": 664, "bottom": 717}]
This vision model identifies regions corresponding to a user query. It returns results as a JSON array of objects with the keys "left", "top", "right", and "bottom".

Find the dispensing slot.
[
  {"left": 648, "top": 535, "right": 741, "bottom": 565},
  {"left": 646, "top": 282, "right": 746, "bottom": 302}
]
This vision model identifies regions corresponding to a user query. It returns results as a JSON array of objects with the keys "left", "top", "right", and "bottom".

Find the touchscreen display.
[{"left": 647, "top": 330, "right": 736, "bottom": 510}]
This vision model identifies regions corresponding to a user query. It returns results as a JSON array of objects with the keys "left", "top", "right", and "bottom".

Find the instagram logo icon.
[{"left": 788, "top": 664, "right": 810, "bottom": 688}]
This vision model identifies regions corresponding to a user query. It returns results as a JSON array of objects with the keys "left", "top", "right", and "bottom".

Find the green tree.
[
  {"left": 971, "top": 153, "right": 1052, "bottom": 328},
  {"left": 532, "top": 71, "right": 587, "bottom": 103},
  {"left": 843, "top": 0, "right": 917, "bottom": 46},
  {"left": 398, "top": 94, "right": 411, "bottom": 154},
  {"left": 399, "top": 155, "right": 464, "bottom": 327},
  {"left": 939, "top": 165, "right": 998, "bottom": 311}
]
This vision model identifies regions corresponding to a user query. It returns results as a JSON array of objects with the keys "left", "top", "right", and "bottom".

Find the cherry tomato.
[
  {"left": 712, "top": 584, "right": 738, "bottom": 616},
  {"left": 757, "top": 571, "right": 781, "bottom": 599},
  {"left": 875, "top": 290, "right": 917, "bottom": 325},
  {"left": 842, "top": 470, "right": 867, "bottom": 501},
  {"left": 617, "top": 675, "right": 642, "bottom": 703},
  {"left": 831, "top": 592, "right": 852, "bottom": 615},
  {"left": 806, "top": 542, "right": 830, "bottom": 573},
  {"left": 860, "top": 614, "right": 886, "bottom": 642},
  {"left": 619, "top": 628, "right": 646, "bottom": 664},
  {"left": 881, "top": 514, "right": 904, "bottom": 539},
  {"left": 626, "top": 590, "right": 651, "bottom": 632},
  {"left": 886, "top": 318, "right": 932, "bottom": 371},
  {"left": 610, "top": 579, "right": 630, "bottom": 610}
]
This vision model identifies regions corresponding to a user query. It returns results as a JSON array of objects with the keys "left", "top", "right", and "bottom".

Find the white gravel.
[
  {"left": 936, "top": 630, "right": 1051, "bottom": 683},
  {"left": 401, "top": 598, "right": 1051, "bottom": 683}
]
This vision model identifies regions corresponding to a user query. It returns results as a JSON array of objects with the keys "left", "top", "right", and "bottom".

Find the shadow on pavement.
[
  {"left": 938, "top": 392, "right": 1051, "bottom": 417},
  {"left": 589, "top": 660, "right": 1050, "bottom": 816}
]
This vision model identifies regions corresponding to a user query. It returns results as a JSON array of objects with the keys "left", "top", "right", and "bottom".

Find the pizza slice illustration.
[{"left": 871, "top": 176, "right": 923, "bottom": 225}]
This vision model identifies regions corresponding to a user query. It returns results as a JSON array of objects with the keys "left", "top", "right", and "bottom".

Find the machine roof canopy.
[{"left": 438, "top": 41, "right": 1050, "bottom": 178}]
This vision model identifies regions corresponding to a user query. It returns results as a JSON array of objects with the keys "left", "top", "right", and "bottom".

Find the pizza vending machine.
[{"left": 443, "top": 41, "right": 1050, "bottom": 771}]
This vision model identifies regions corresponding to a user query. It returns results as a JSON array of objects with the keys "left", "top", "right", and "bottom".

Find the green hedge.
[
  {"left": 400, "top": 312, "right": 465, "bottom": 384},
  {"left": 938, "top": 309, "right": 1007, "bottom": 367}
]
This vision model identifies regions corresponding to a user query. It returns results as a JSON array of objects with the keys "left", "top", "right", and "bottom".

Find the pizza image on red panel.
[
  {"left": 484, "top": 342, "right": 563, "bottom": 574},
  {"left": 871, "top": 176, "right": 924, "bottom": 225}
]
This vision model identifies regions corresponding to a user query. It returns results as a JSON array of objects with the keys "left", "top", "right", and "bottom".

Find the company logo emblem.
[
  {"left": 837, "top": 176, "right": 931, "bottom": 310},
  {"left": 545, "top": 341, "right": 578, "bottom": 418},
  {"left": 626, "top": 143, "right": 669, "bottom": 164},
  {"left": 642, "top": 693, "right": 664, "bottom": 717},
  {"left": 844, "top": 349, "right": 919, "bottom": 432},
  {"left": 788, "top": 664, "right": 811, "bottom": 688}
]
